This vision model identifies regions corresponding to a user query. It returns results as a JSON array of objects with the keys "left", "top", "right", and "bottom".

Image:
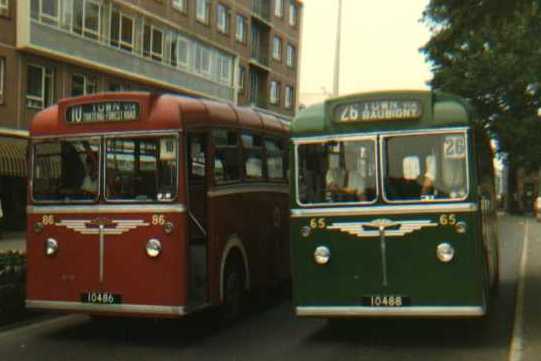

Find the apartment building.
[{"left": 0, "top": 0, "right": 302, "bottom": 230}]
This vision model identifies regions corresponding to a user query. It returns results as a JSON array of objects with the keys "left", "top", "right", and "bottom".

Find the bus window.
[
  {"left": 297, "top": 138, "right": 377, "bottom": 205},
  {"left": 105, "top": 136, "right": 177, "bottom": 201},
  {"left": 213, "top": 129, "right": 240, "bottom": 184},
  {"left": 33, "top": 139, "right": 100, "bottom": 202},
  {"left": 265, "top": 138, "right": 286, "bottom": 181},
  {"left": 383, "top": 133, "right": 468, "bottom": 202},
  {"left": 242, "top": 133, "right": 264, "bottom": 180}
]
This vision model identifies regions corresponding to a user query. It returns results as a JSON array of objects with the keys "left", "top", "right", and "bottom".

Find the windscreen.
[
  {"left": 105, "top": 136, "right": 177, "bottom": 201},
  {"left": 33, "top": 139, "right": 100, "bottom": 202},
  {"left": 383, "top": 132, "right": 468, "bottom": 202},
  {"left": 297, "top": 139, "right": 377, "bottom": 205}
]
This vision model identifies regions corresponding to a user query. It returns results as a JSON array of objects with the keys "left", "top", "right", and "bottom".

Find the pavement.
[{"left": 0, "top": 231, "right": 25, "bottom": 253}]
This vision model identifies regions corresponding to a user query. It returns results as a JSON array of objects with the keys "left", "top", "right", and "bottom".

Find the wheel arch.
[{"left": 219, "top": 235, "right": 250, "bottom": 302}]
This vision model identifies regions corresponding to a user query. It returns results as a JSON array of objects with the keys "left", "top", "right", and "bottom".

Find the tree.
[{"left": 421, "top": 0, "right": 541, "bottom": 172}]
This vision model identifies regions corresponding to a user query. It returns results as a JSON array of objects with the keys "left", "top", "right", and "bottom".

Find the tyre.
[{"left": 222, "top": 257, "right": 244, "bottom": 324}]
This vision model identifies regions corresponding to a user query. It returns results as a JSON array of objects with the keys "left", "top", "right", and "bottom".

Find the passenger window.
[
  {"left": 242, "top": 133, "right": 264, "bottom": 180},
  {"left": 213, "top": 129, "right": 240, "bottom": 184},
  {"left": 265, "top": 138, "right": 285, "bottom": 181}
]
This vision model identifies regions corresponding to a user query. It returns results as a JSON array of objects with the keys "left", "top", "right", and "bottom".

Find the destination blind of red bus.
[
  {"left": 66, "top": 101, "right": 140, "bottom": 124},
  {"left": 336, "top": 100, "right": 423, "bottom": 122}
]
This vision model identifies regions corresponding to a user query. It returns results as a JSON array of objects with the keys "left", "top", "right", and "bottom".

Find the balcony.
[
  {"left": 17, "top": 0, "right": 235, "bottom": 102},
  {"left": 252, "top": 0, "right": 271, "bottom": 23}
]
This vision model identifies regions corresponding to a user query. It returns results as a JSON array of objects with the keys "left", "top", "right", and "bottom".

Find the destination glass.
[
  {"left": 33, "top": 139, "right": 100, "bottom": 202},
  {"left": 297, "top": 139, "right": 377, "bottom": 204},
  {"left": 383, "top": 132, "right": 469, "bottom": 202}
]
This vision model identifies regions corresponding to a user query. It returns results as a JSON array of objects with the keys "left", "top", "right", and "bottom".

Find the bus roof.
[
  {"left": 292, "top": 90, "right": 474, "bottom": 136},
  {"left": 30, "top": 92, "right": 288, "bottom": 137}
]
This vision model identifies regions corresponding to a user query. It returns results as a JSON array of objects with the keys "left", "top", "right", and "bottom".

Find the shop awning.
[{"left": 0, "top": 141, "right": 27, "bottom": 177}]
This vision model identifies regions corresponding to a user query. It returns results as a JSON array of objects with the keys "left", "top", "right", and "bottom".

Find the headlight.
[
  {"left": 145, "top": 238, "right": 162, "bottom": 258},
  {"left": 314, "top": 246, "right": 331, "bottom": 265},
  {"left": 436, "top": 243, "right": 455, "bottom": 263},
  {"left": 45, "top": 238, "right": 58, "bottom": 256}
]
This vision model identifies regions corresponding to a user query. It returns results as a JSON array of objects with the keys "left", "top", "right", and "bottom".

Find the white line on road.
[{"left": 509, "top": 219, "right": 530, "bottom": 361}]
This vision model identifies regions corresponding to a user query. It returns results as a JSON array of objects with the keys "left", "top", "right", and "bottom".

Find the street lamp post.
[{"left": 333, "top": 0, "right": 343, "bottom": 97}]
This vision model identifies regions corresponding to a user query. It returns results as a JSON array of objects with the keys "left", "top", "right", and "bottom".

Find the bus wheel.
[{"left": 222, "top": 257, "right": 244, "bottom": 324}]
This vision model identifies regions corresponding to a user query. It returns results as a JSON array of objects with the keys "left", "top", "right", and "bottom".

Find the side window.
[
  {"left": 213, "top": 129, "right": 240, "bottom": 184},
  {"left": 188, "top": 133, "right": 207, "bottom": 182},
  {"left": 242, "top": 132, "right": 264, "bottom": 180},
  {"left": 265, "top": 138, "right": 285, "bottom": 181}
]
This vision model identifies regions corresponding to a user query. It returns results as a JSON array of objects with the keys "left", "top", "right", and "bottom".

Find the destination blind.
[
  {"left": 335, "top": 100, "right": 422, "bottom": 123},
  {"left": 66, "top": 101, "right": 140, "bottom": 124}
]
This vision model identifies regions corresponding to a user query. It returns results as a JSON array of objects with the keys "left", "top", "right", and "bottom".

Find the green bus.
[{"left": 290, "top": 90, "right": 499, "bottom": 317}]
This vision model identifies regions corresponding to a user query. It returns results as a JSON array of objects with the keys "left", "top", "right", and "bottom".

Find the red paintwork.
[{"left": 27, "top": 92, "right": 289, "bottom": 318}]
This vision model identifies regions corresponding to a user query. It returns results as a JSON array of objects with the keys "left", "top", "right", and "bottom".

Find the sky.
[{"left": 299, "top": 0, "right": 433, "bottom": 106}]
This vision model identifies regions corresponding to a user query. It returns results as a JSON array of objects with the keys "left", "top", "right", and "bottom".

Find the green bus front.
[{"left": 290, "top": 91, "right": 498, "bottom": 317}]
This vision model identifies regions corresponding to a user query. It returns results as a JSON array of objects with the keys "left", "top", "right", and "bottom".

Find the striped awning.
[{"left": 0, "top": 141, "right": 27, "bottom": 177}]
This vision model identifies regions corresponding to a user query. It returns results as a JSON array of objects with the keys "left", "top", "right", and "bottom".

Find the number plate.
[
  {"left": 361, "top": 295, "right": 410, "bottom": 307},
  {"left": 81, "top": 292, "right": 122, "bottom": 305}
]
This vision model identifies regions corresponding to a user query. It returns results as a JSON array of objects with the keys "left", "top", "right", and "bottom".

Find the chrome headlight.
[
  {"left": 45, "top": 238, "right": 58, "bottom": 256},
  {"left": 314, "top": 246, "right": 331, "bottom": 265},
  {"left": 436, "top": 243, "right": 455, "bottom": 263},
  {"left": 145, "top": 238, "right": 162, "bottom": 258}
]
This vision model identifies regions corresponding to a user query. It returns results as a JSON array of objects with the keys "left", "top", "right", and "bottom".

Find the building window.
[
  {"left": 285, "top": 85, "right": 294, "bottom": 109},
  {"left": 196, "top": 0, "right": 209, "bottom": 24},
  {"left": 73, "top": 0, "right": 102, "bottom": 40},
  {"left": 217, "top": 53, "right": 232, "bottom": 85},
  {"left": 272, "top": 36, "right": 282, "bottom": 61},
  {"left": 172, "top": 0, "right": 185, "bottom": 11},
  {"left": 143, "top": 24, "right": 164, "bottom": 61},
  {"left": 216, "top": 3, "right": 229, "bottom": 33},
  {"left": 288, "top": 1, "right": 297, "bottom": 26},
  {"left": 176, "top": 36, "right": 191, "bottom": 68},
  {"left": 270, "top": 80, "right": 280, "bottom": 105},
  {"left": 26, "top": 64, "right": 54, "bottom": 109},
  {"left": 235, "top": 15, "right": 247, "bottom": 43},
  {"left": 71, "top": 73, "right": 97, "bottom": 96},
  {"left": 31, "top": 0, "right": 60, "bottom": 25},
  {"left": 0, "top": 58, "right": 4, "bottom": 103},
  {"left": 286, "top": 43, "right": 295, "bottom": 67},
  {"left": 110, "top": 10, "right": 134, "bottom": 52},
  {"left": 238, "top": 66, "right": 246, "bottom": 94},
  {"left": 274, "top": 0, "right": 283, "bottom": 17},
  {"left": 195, "top": 44, "right": 211, "bottom": 75},
  {"left": 0, "top": 0, "right": 8, "bottom": 16}
]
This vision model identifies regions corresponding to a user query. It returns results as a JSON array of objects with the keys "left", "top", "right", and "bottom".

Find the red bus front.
[{"left": 26, "top": 94, "right": 191, "bottom": 317}]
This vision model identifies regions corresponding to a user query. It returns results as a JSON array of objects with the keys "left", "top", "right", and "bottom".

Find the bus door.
[{"left": 187, "top": 132, "right": 209, "bottom": 305}]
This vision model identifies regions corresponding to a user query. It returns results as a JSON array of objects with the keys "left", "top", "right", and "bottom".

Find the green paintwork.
[
  {"left": 289, "top": 90, "right": 494, "bottom": 316},
  {"left": 292, "top": 90, "right": 474, "bottom": 136}
]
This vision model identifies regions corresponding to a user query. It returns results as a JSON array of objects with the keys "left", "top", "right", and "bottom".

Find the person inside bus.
[{"left": 420, "top": 154, "right": 437, "bottom": 196}]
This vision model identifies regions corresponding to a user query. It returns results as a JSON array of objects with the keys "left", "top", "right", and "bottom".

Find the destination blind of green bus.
[{"left": 336, "top": 100, "right": 422, "bottom": 122}]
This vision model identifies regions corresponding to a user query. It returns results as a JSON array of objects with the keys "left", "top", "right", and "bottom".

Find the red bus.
[{"left": 26, "top": 92, "right": 289, "bottom": 320}]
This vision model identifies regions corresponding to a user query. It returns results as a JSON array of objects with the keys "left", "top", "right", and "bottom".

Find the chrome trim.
[
  {"left": 0, "top": 127, "right": 29, "bottom": 139},
  {"left": 379, "top": 129, "right": 470, "bottom": 204},
  {"left": 27, "top": 204, "right": 187, "bottom": 214},
  {"left": 291, "top": 127, "right": 470, "bottom": 144},
  {"left": 31, "top": 129, "right": 182, "bottom": 140},
  {"left": 26, "top": 300, "right": 188, "bottom": 316},
  {"left": 290, "top": 202, "right": 478, "bottom": 218},
  {"left": 189, "top": 211, "right": 208, "bottom": 237},
  {"left": 208, "top": 183, "right": 289, "bottom": 197},
  {"left": 296, "top": 305, "right": 485, "bottom": 317},
  {"left": 294, "top": 135, "right": 379, "bottom": 207},
  {"left": 99, "top": 225, "right": 105, "bottom": 283}
]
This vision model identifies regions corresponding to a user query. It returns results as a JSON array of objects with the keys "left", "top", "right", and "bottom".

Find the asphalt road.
[{"left": 0, "top": 214, "right": 535, "bottom": 361}]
